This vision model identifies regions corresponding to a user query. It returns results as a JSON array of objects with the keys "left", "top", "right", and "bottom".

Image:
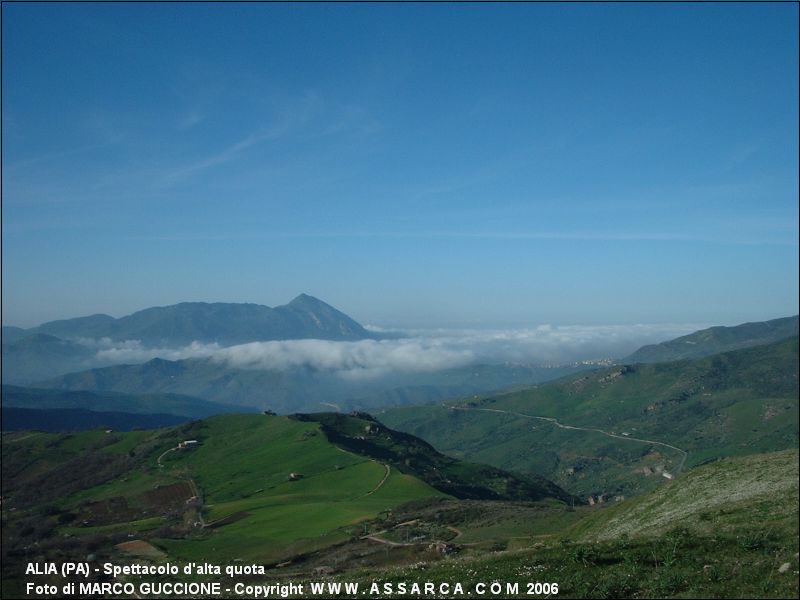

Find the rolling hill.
[
  {"left": 623, "top": 315, "right": 798, "bottom": 363},
  {"left": 3, "top": 419, "right": 795, "bottom": 599},
  {"left": 381, "top": 336, "right": 799, "bottom": 498},
  {"left": 329, "top": 448, "right": 798, "bottom": 599},
  {"left": 1, "top": 411, "right": 574, "bottom": 596},
  {"left": 294, "top": 412, "right": 573, "bottom": 503}
]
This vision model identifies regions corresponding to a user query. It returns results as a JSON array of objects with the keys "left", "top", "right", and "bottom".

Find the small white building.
[{"left": 178, "top": 440, "right": 199, "bottom": 449}]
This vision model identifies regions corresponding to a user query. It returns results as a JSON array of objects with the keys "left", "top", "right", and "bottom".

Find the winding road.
[
  {"left": 156, "top": 446, "right": 177, "bottom": 467},
  {"left": 362, "top": 522, "right": 463, "bottom": 547},
  {"left": 362, "top": 463, "right": 391, "bottom": 497},
  {"left": 332, "top": 444, "right": 392, "bottom": 498},
  {"left": 446, "top": 405, "right": 688, "bottom": 474}
]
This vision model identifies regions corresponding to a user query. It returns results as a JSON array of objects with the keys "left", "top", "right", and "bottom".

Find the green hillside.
[
  {"left": 1, "top": 412, "right": 573, "bottom": 596},
  {"left": 624, "top": 315, "right": 798, "bottom": 363},
  {"left": 573, "top": 448, "right": 799, "bottom": 541},
  {"left": 3, "top": 416, "right": 796, "bottom": 599},
  {"left": 152, "top": 414, "right": 448, "bottom": 564},
  {"left": 327, "top": 449, "right": 798, "bottom": 599},
  {"left": 295, "top": 412, "right": 574, "bottom": 503},
  {"left": 382, "top": 337, "right": 799, "bottom": 498}
]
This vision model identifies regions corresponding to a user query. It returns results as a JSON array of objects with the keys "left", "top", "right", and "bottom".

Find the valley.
[
  {"left": 2, "top": 314, "right": 798, "bottom": 598},
  {"left": 381, "top": 336, "right": 799, "bottom": 498}
]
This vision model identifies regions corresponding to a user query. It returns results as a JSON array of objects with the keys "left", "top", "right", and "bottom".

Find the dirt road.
[{"left": 447, "top": 405, "right": 688, "bottom": 474}]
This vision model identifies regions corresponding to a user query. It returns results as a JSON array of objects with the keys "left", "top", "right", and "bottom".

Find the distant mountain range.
[
  {"left": 31, "top": 358, "right": 589, "bottom": 414},
  {"left": 622, "top": 315, "right": 798, "bottom": 363},
  {"left": 6, "top": 312, "right": 798, "bottom": 417},
  {"left": 1, "top": 384, "right": 246, "bottom": 419},
  {"left": 1, "top": 294, "right": 375, "bottom": 383},
  {"left": 1, "top": 333, "right": 96, "bottom": 384},
  {"left": 2, "top": 294, "right": 373, "bottom": 346},
  {"left": 1, "top": 406, "right": 190, "bottom": 432}
]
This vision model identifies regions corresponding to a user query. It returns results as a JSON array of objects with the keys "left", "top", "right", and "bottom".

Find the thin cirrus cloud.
[
  {"left": 156, "top": 93, "right": 377, "bottom": 187},
  {"left": 158, "top": 127, "right": 288, "bottom": 185},
  {"left": 84, "top": 323, "right": 702, "bottom": 378}
]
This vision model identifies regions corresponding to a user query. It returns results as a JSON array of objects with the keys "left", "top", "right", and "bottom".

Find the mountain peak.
[{"left": 288, "top": 293, "right": 327, "bottom": 308}]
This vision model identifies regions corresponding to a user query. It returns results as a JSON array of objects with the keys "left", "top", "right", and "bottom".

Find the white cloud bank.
[
  {"left": 81, "top": 323, "right": 703, "bottom": 378},
  {"left": 211, "top": 339, "right": 473, "bottom": 379}
]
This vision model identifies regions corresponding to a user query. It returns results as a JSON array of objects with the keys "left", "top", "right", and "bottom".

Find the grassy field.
[{"left": 155, "top": 415, "right": 447, "bottom": 563}]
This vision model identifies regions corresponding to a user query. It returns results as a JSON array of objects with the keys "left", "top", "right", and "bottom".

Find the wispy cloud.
[
  {"left": 158, "top": 127, "right": 287, "bottom": 185},
  {"left": 156, "top": 89, "right": 363, "bottom": 186},
  {"left": 317, "top": 104, "right": 383, "bottom": 138},
  {"left": 178, "top": 110, "right": 207, "bottom": 130}
]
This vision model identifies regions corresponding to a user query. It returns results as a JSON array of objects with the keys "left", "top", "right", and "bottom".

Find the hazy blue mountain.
[
  {"left": 35, "top": 357, "right": 594, "bottom": 414},
  {"left": 1, "top": 333, "right": 97, "bottom": 384},
  {"left": 12, "top": 294, "right": 372, "bottom": 346},
  {"left": 1, "top": 406, "right": 189, "bottom": 432},
  {"left": 623, "top": 315, "right": 798, "bottom": 363},
  {"left": 1, "top": 326, "right": 28, "bottom": 344},
  {"left": 1, "top": 384, "right": 245, "bottom": 419},
  {"left": 24, "top": 313, "right": 116, "bottom": 340}
]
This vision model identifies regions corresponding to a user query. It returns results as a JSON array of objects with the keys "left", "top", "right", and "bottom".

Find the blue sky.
[{"left": 3, "top": 3, "right": 798, "bottom": 328}]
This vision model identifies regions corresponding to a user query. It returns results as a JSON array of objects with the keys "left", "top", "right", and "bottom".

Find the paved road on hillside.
[{"left": 447, "top": 405, "right": 688, "bottom": 474}]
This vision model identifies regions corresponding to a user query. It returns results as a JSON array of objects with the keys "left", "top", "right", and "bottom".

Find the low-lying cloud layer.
[
  {"left": 81, "top": 338, "right": 221, "bottom": 363},
  {"left": 211, "top": 339, "right": 473, "bottom": 379},
  {"left": 82, "top": 323, "right": 702, "bottom": 378}
]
